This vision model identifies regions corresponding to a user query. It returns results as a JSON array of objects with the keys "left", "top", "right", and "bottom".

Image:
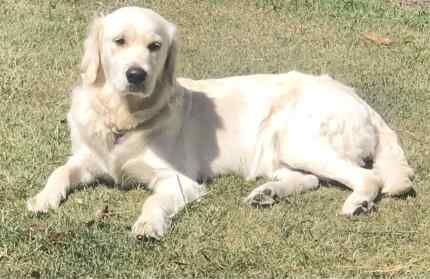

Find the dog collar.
[{"left": 112, "top": 128, "right": 126, "bottom": 145}]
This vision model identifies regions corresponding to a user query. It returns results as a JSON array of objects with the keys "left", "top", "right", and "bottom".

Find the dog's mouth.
[{"left": 127, "top": 83, "right": 146, "bottom": 93}]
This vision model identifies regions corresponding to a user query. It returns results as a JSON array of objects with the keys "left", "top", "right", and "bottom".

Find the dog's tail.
[{"left": 371, "top": 110, "right": 414, "bottom": 196}]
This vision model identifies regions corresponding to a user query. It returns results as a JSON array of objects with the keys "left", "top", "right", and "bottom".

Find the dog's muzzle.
[{"left": 126, "top": 66, "right": 147, "bottom": 92}]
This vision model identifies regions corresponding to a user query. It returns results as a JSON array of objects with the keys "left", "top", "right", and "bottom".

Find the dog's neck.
[
  {"left": 90, "top": 81, "right": 184, "bottom": 139},
  {"left": 90, "top": 82, "right": 174, "bottom": 132}
]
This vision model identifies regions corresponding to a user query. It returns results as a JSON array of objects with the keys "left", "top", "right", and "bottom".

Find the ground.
[{"left": 0, "top": 0, "right": 429, "bottom": 278}]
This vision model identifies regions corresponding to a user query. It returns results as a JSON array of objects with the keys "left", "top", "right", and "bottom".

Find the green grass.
[{"left": 1, "top": 0, "right": 429, "bottom": 278}]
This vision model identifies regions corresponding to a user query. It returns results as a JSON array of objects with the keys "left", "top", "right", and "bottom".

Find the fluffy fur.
[{"left": 27, "top": 7, "right": 414, "bottom": 239}]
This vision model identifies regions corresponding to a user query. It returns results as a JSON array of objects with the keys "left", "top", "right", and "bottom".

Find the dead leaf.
[
  {"left": 95, "top": 204, "right": 113, "bottom": 219},
  {"left": 47, "top": 232, "right": 66, "bottom": 242},
  {"left": 362, "top": 32, "right": 394, "bottom": 46}
]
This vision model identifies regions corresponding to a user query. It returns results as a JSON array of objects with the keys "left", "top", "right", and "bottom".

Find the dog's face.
[{"left": 81, "top": 7, "right": 177, "bottom": 97}]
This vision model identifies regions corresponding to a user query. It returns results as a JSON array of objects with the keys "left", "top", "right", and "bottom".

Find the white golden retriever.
[{"left": 27, "top": 7, "right": 414, "bottom": 239}]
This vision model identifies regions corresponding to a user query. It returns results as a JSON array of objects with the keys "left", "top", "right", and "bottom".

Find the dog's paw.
[
  {"left": 26, "top": 191, "right": 63, "bottom": 213},
  {"left": 341, "top": 193, "right": 375, "bottom": 216},
  {"left": 131, "top": 210, "right": 170, "bottom": 240},
  {"left": 245, "top": 186, "right": 279, "bottom": 207}
]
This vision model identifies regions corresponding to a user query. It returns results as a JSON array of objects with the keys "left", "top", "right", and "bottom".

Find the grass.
[{"left": 1, "top": 0, "right": 429, "bottom": 278}]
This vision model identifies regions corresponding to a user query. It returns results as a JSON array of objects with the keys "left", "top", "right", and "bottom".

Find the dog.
[{"left": 27, "top": 7, "right": 414, "bottom": 239}]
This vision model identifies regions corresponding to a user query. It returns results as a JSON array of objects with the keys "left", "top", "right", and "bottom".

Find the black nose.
[{"left": 126, "top": 67, "right": 147, "bottom": 85}]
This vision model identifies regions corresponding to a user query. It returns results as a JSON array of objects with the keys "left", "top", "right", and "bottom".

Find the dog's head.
[{"left": 80, "top": 7, "right": 177, "bottom": 97}]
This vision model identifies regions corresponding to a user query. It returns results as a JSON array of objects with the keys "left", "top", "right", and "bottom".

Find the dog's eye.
[
  {"left": 148, "top": 41, "right": 162, "bottom": 52},
  {"left": 114, "top": 38, "right": 126, "bottom": 46}
]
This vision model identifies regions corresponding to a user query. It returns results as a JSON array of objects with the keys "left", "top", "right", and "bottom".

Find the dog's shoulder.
[
  {"left": 69, "top": 85, "right": 102, "bottom": 126},
  {"left": 68, "top": 85, "right": 114, "bottom": 150}
]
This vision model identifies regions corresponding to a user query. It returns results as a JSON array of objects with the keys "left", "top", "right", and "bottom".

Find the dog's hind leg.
[
  {"left": 26, "top": 152, "right": 100, "bottom": 213},
  {"left": 284, "top": 146, "right": 383, "bottom": 216},
  {"left": 245, "top": 167, "right": 320, "bottom": 207}
]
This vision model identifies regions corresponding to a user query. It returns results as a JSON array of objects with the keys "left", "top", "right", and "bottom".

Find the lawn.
[{"left": 1, "top": 0, "right": 429, "bottom": 278}]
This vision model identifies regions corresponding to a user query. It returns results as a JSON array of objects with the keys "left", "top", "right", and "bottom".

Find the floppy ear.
[
  {"left": 80, "top": 17, "right": 103, "bottom": 85},
  {"left": 163, "top": 23, "right": 178, "bottom": 86}
]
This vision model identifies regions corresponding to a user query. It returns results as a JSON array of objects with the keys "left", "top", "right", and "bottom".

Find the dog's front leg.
[
  {"left": 27, "top": 153, "right": 99, "bottom": 213},
  {"left": 132, "top": 173, "right": 206, "bottom": 240}
]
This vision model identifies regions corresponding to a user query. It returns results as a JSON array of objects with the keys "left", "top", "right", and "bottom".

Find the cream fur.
[{"left": 27, "top": 7, "right": 414, "bottom": 239}]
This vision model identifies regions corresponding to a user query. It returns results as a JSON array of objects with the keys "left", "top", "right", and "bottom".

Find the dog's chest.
[{"left": 76, "top": 114, "right": 150, "bottom": 176}]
